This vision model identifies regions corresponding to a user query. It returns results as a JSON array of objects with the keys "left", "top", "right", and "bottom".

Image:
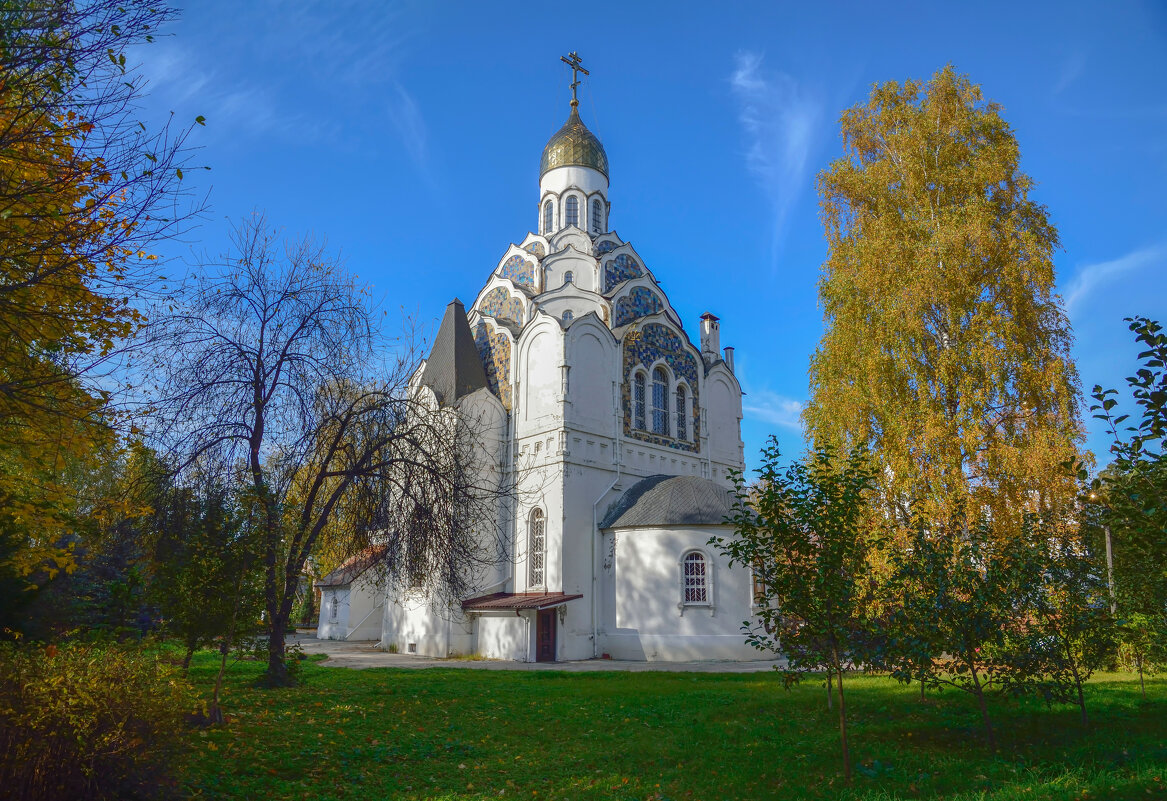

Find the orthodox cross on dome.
[{"left": 560, "top": 51, "right": 589, "bottom": 108}]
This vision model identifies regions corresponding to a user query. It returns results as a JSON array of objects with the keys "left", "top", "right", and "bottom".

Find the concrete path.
[{"left": 290, "top": 633, "right": 782, "bottom": 673}]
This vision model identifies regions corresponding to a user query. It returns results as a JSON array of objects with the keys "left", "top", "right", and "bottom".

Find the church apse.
[{"left": 622, "top": 323, "right": 700, "bottom": 453}]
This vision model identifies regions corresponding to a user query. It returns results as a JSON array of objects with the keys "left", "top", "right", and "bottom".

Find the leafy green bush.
[{"left": 0, "top": 641, "right": 194, "bottom": 800}]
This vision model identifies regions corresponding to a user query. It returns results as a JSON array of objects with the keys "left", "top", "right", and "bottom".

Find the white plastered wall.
[
  {"left": 474, "top": 612, "right": 531, "bottom": 661},
  {"left": 601, "top": 524, "right": 769, "bottom": 661}
]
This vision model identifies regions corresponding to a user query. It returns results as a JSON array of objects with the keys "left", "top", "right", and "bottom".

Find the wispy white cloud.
[
  {"left": 387, "top": 82, "right": 428, "bottom": 169},
  {"left": 730, "top": 51, "right": 821, "bottom": 261},
  {"left": 1053, "top": 53, "right": 1086, "bottom": 96},
  {"left": 742, "top": 388, "right": 805, "bottom": 432},
  {"left": 1062, "top": 244, "right": 1166, "bottom": 314}
]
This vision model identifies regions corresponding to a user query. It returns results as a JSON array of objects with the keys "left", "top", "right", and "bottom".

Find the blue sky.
[{"left": 137, "top": 1, "right": 1166, "bottom": 471}]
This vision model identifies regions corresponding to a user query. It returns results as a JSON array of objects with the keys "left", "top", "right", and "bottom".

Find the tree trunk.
[
  {"left": 968, "top": 662, "right": 996, "bottom": 751},
  {"left": 1136, "top": 651, "right": 1146, "bottom": 701},
  {"left": 181, "top": 645, "right": 195, "bottom": 673},
  {"left": 264, "top": 613, "right": 291, "bottom": 687},
  {"left": 211, "top": 566, "right": 248, "bottom": 718},
  {"left": 833, "top": 648, "right": 852, "bottom": 783},
  {"left": 920, "top": 675, "right": 926, "bottom": 702},
  {"left": 1074, "top": 672, "right": 1088, "bottom": 727},
  {"left": 1066, "top": 647, "right": 1088, "bottom": 727},
  {"left": 826, "top": 669, "right": 833, "bottom": 711},
  {"left": 208, "top": 641, "right": 228, "bottom": 725}
]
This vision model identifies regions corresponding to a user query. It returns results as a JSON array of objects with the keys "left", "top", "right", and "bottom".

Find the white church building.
[{"left": 379, "top": 59, "right": 764, "bottom": 662}]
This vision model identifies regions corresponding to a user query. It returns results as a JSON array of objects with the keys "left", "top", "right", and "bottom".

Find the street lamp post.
[{"left": 1089, "top": 491, "right": 1117, "bottom": 616}]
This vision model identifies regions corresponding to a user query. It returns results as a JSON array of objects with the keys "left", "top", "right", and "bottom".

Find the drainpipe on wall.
[
  {"left": 590, "top": 378, "right": 623, "bottom": 659},
  {"left": 510, "top": 379, "right": 520, "bottom": 593}
]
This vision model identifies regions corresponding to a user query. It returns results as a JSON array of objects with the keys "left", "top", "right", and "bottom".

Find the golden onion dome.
[{"left": 540, "top": 107, "right": 608, "bottom": 179}]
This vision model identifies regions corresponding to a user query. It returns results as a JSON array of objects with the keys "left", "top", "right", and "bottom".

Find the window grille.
[
  {"left": 633, "top": 373, "right": 646, "bottom": 430},
  {"left": 652, "top": 367, "right": 669, "bottom": 435},
  {"left": 564, "top": 270, "right": 573, "bottom": 284},
  {"left": 675, "top": 385, "right": 687, "bottom": 440},
  {"left": 543, "top": 200, "right": 553, "bottom": 233},
  {"left": 591, "top": 199, "right": 602, "bottom": 233},
  {"left": 562, "top": 310, "right": 573, "bottom": 323},
  {"left": 565, "top": 196, "right": 579, "bottom": 228},
  {"left": 683, "top": 552, "right": 708, "bottom": 604},
  {"left": 528, "top": 508, "right": 546, "bottom": 587},
  {"left": 329, "top": 596, "right": 338, "bottom": 621}
]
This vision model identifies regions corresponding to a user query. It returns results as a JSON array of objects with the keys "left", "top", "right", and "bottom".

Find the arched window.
[
  {"left": 543, "top": 200, "right": 554, "bottom": 233},
  {"left": 675, "top": 384, "right": 687, "bottom": 440},
  {"left": 565, "top": 196, "right": 579, "bottom": 228},
  {"left": 562, "top": 310, "right": 573, "bottom": 323},
  {"left": 528, "top": 508, "right": 545, "bottom": 587},
  {"left": 683, "top": 552, "right": 708, "bottom": 604},
  {"left": 633, "top": 372, "right": 646, "bottom": 430},
  {"left": 563, "top": 270, "right": 573, "bottom": 285},
  {"left": 591, "top": 199, "right": 603, "bottom": 233},
  {"left": 652, "top": 366, "right": 669, "bottom": 435}
]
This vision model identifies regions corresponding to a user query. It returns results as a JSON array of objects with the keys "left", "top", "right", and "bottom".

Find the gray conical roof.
[{"left": 420, "top": 298, "right": 488, "bottom": 406}]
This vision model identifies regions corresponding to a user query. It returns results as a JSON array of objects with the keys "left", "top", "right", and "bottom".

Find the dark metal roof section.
[
  {"left": 461, "top": 592, "right": 584, "bottom": 611},
  {"left": 420, "top": 298, "right": 489, "bottom": 406},
  {"left": 600, "top": 474, "right": 734, "bottom": 530},
  {"left": 315, "top": 546, "right": 387, "bottom": 588}
]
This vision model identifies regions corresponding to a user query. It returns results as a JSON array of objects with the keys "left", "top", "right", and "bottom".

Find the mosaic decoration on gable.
[
  {"left": 614, "top": 286, "right": 664, "bottom": 327},
  {"left": 595, "top": 239, "right": 619, "bottom": 256},
  {"left": 479, "top": 287, "right": 525, "bottom": 327},
  {"left": 604, "top": 253, "right": 642, "bottom": 293},
  {"left": 621, "top": 323, "right": 699, "bottom": 453},
  {"left": 500, "top": 254, "right": 535, "bottom": 288},
  {"left": 523, "top": 241, "right": 546, "bottom": 258},
  {"left": 474, "top": 322, "right": 512, "bottom": 411}
]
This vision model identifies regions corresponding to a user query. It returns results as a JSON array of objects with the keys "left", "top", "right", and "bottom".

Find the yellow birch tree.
[{"left": 804, "top": 66, "right": 1083, "bottom": 537}]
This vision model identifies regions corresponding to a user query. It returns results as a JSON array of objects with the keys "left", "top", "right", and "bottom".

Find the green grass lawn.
[{"left": 178, "top": 654, "right": 1166, "bottom": 801}]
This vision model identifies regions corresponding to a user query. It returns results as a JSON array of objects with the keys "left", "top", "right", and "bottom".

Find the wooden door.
[{"left": 536, "top": 608, "right": 557, "bottom": 662}]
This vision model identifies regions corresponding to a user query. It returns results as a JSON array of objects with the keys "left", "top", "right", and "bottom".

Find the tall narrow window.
[
  {"left": 528, "top": 508, "right": 545, "bottom": 587},
  {"left": 675, "top": 384, "right": 687, "bottom": 440},
  {"left": 543, "top": 200, "right": 553, "bottom": 233},
  {"left": 591, "top": 199, "right": 602, "bottom": 233},
  {"left": 563, "top": 270, "right": 573, "bottom": 285},
  {"left": 683, "top": 552, "right": 708, "bottom": 604},
  {"left": 633, "top": 372, "right": 646, "bottom": 430},
  {"left": 565, "top": 196, "right": 579, "bottom": 228},
  {"left": 751, "top": 559, "right": 768, "bottom": 605},
  {"left": 652, "top": 366, "right": 669, "bottom": 435}
]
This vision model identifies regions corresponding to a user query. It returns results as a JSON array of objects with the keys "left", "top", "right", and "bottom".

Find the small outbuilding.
[{"left": 315, "top": 548, "right": 385, "bottom": 641}]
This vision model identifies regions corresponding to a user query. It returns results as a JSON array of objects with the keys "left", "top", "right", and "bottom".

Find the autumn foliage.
[
  {"left": 0, "top": 641, "right": 193, "bottom": 800},
  {"left": 805, "top": 65, "right": 1083, "bottom": 537},
  {"left": 0, "top": 0, "right": 198, "bottom": 620}
]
